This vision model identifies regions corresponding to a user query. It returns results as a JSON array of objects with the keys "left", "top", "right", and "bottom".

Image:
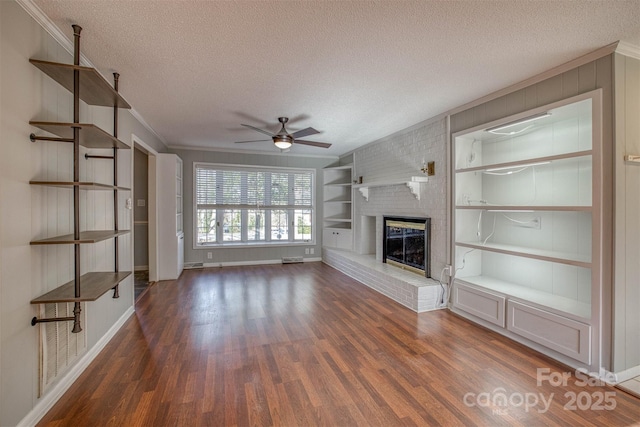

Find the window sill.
[{"left": 195, "top": 240, "right": 315, "bottom": 250}]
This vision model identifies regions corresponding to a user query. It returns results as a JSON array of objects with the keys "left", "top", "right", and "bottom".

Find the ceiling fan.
[{"left": 235, "top": 117, "right": 332, "bottom": 150}]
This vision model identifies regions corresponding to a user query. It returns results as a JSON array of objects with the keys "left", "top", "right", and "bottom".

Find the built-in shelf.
[
  {"left": 455, "top": 150, "right": 592, "bottom": 173},
  {"left": 31, "top": 230, "right": 130, "bottom": 245},
  {"left": 455, "top": 241, "right": 591, "bottom": 268},
  {"left": 451, "top": 91, "right": 601, "bottom": 366},
  {"left": 354, "top": 177, "right": 428, "bottom": 201},
  {"left": 456, "top": 276, "right": 591, "bottom": 320},
  {"left": 324, "top": 197, "right": 352, "bottom": 203},
  {"left": 324, "top": 216, "right": 353, "bottom": 223},
  {"left": 323, "top": 164, "right": 353, "bottom": 250},
  {"left": 30, "top": 272, "right": 132, "bottom": 304},
  {"left": 29, "top": 59, "right": 131, "bottom": 108},
  {"left": 30, "top": 181, "right": 131, "bottom": 191},
  {"left": 456, "top": 205, "right": 592, "bottom": 211},
  {"left": 29, "top": 122, "right": 129, "bottom": 149},
  {"left": 324, "top": 180, "right": 352, "bottom": 186}
]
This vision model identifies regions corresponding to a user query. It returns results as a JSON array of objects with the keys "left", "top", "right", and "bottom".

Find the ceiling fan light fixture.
[{"left": 273, "top": 136, "right": 292, "bottom": 149}]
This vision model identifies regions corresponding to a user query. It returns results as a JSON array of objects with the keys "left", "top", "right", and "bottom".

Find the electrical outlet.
[
  {"left": 310, "top": 248, "right": 314, "bottom": 255},
  {"left": 305, "top": 248, "right": 310, "bottom": 254},
  {"left": 518, "top": 216, "right": 541, "bottom": 229},
  {"left": 207, "top": 252, "right": 212, "bottom": 259},
  {"left": 444, "top": 265, "right": 453, "bottom": 276}
]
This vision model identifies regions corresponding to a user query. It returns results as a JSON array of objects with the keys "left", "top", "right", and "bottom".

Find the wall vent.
[
  {"left": 39, "top": 302, "right": 87, "bottom": 396},
  {"left": 184, "top": 262, "right": 204, "bottom": 269},
  {"left": 282, "top": 256, "right": 304, "bottom": 264}
]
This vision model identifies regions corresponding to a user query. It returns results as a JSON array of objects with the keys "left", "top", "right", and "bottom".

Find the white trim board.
[
  {"left": 616, "top": 41, "right": 640, "bottom": 60},
  {"left": 17, "top": 307, "right": 135, "bottom": 427},
  {"left": 196, "top": 258, "right": 323, "bottom": 268}
]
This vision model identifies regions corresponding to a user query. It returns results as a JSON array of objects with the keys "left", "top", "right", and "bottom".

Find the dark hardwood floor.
[{"left": 38, "top": 262, "right": 639, "bottom": 426}]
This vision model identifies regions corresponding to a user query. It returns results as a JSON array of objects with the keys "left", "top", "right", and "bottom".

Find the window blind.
[
  {"left": 196, "top": 164, "right": 313, "bottom": 210},
  {"left": 194, "top": 163, "right": 315, "bottom": 246}
]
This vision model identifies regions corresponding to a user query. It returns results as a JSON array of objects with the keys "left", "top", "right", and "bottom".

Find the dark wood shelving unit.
[
  {"left": 30, "top": 25, "right": 131, "bottom": 333},
  {"left": 31, "top": 272, "right": 132, "bottom": 304}
]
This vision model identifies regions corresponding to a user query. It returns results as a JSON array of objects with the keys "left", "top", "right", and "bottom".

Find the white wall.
[
  {"left": 352, "top": 117, "right": 449, "bottom": 277},
  {"left": 0, "top": 2, "right": 166, "bottom": 425}
]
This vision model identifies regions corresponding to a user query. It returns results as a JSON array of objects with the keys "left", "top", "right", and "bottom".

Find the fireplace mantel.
[{"left": 353, "top": 176, "right": 428, "bottom": 201}]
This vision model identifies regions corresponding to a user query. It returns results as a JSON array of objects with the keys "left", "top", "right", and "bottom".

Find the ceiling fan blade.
[
  {"left": 291, "top": 127, "right": 320, "bottom": 139},
  {"left": 295, "top": 140, "right": 332, "bottom": 148},
  {"left": 241, "top": 124, "right": 274, "bottom": 137},
  {"left": 234, "top": 139, "right": 271, "bottom": 143}
]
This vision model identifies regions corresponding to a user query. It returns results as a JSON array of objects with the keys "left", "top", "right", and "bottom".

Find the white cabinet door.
[
  {"left": 323, "top": 228, "right": 352, "bottom": 249},
  {"left": 507, "top": 300, "right": 591, "bottom": 364},
  {"left": 453, "top": 282, "right": 506, "bottom": 327}
]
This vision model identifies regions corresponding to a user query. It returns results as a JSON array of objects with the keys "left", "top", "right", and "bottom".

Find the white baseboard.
[
  {"left": 17, "top": 306, "right": 135, "bottom": 427},
  {"left": 134, "top": 265, "right": 149, "bottom": 271},
  {"left": 612, "top": 364, "right": 640, "bottom": 384},
  {"left": 200, "top": 257, "right": 322, "bottom": 268}
]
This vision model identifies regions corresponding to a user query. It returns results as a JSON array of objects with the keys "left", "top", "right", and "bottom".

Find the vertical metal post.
[
  {"left": 72, "top": 24, "right": 83, "bottom": 333},
  {"left": 112, "top": 73, "right": 120, "bottom": 298}
]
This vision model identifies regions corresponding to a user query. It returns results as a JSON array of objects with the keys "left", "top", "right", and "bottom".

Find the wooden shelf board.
[
  {"left": 324, "top": 181, "right": 352, "bottom": 186},
  {"left": 455, "top": 150, "right": 593, "bottom": 173},
  {"left": 324, "top": 217, "right": 353, "bottom": 222},
  {"left": 324, "top": 198, "right": 352, "bottom": 203},
  {"left": 31, "top": 271, "right": 132, "bottom": 304},
  {"left": 30, "top": 181, "right": 130, "bottom": 191},
  {"left": 455, "top": 205, "right": 592, "bottom": 212},
  {"left": 29, "top": 122, "right": 129, "bottom": 149},
  {"left": 30, "top": 59, "right": 130, "bottom": 108},
  {"left": 31, "top": 230, "right": 130, "bottom": 245},
  {"left": 456, "top": 241, "right": 591, "bottom": 268}
]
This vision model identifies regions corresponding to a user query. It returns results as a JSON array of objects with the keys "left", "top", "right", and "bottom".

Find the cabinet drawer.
[
  {"left": 507, "top": 300, "right": 591, "bottom": 364},
  {"left": 454, "top": 282, "right": 505, "bottom": 327}
]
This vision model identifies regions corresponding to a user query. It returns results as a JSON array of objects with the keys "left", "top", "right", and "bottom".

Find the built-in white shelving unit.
[
  {"left": 451, "top": 90, "right": 602, "bottom": 367},
  {"left": 322, "top": 164, "right": 353, "bottom": 250},
  {"left": 158, "top": 154, "right": 184, "bottom": 280}
]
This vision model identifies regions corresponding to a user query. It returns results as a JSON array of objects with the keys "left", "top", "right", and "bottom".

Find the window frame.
[{"left": 193, "top": 162, "right": 316, "bottom": 249}]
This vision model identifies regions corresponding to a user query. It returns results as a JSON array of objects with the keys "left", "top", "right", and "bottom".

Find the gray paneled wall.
[
  {"left": 169, "top": 149, "right": 336, "bottom": 265},
  {"left": 613, "top": 53, "right": 640, "bottom": 373}
]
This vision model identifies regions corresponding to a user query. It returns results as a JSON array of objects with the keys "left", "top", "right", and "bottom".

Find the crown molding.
[
  {"left": 616, "top": 41, "right": 640, "bottom": 60},
  {"left": 16, "top": 0, "right": 167, "bottom": 149}
]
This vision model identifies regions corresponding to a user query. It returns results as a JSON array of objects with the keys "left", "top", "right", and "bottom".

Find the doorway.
[{"left": 132, "top": 134, "right": 159, "bottom": 301}]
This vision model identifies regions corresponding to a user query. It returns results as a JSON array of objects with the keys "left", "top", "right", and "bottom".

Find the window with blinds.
[{"left": 195, "top": 163, "right": 315, "bottom": 246}]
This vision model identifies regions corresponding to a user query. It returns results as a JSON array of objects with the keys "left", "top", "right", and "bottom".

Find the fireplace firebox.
[{"left": 383, "top": 216, "right": 431, "bottom": 277}]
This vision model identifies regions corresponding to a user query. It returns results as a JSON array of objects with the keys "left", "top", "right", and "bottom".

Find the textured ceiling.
[{"left": 33, "top": 0, "right": 640, "bottom": 156}]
